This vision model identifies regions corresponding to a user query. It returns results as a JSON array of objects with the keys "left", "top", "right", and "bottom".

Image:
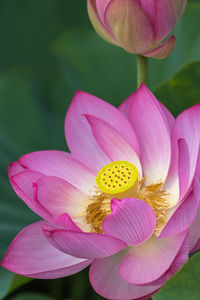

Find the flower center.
[
  {"left": 96, "top": 161, "right": 138, "bottom": 194},
  {"left": 85, "top": 161, "right": 169, "bottom": 235}
]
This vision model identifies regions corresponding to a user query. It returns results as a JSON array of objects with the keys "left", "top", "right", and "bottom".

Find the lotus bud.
[{"left": 87, "top": 0, "right": 187, "bottom": 59}]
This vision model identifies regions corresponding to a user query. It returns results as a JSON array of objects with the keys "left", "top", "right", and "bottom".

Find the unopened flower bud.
[{"left": 87, "top": 0, "right": 187, "bottom": 59}]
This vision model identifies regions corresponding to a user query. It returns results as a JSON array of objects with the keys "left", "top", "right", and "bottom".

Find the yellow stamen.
[
  {"left": 86, "top": 188, "right": 110, "bottom": 233},
  {"left": 85, "top": 179, "right": 169, "bottom": 234},
  {"left": 85, "top": 161, "right": 169, "bottom": 235},
  {"left": 96, "top": 161, "right": 138, "bottom": 194}
]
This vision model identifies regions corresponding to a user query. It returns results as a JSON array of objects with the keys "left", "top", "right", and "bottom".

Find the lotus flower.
[
  {"left": 87, "top": 0, "right": 187, "bottom": 59},
  {"left": 1, "top": 84, "right": 200, "bottom": 300}
]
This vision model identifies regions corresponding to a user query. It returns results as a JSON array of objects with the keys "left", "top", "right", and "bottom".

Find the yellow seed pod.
[{"left": 96, "top": 161, "right": 138, "bottom": 194}]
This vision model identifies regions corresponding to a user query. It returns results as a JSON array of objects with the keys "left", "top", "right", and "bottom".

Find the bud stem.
[{"left": 136, "top": 55, "right": 148, "bottom": 88}]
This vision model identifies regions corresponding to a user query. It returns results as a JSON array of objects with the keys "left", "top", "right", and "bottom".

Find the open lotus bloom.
[
  {"left": 2, "top": 84, "right": 200, "bottom": 300},
  {"left": 88, "top": 0, "right": 187, "bottom": 59}
]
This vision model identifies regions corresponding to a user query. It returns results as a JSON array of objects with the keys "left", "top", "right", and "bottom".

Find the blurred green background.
[{"left": 0, "top": 0, "right": 200, "bottom": 299}]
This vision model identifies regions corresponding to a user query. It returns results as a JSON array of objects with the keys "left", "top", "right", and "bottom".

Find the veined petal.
[
  {"left": 189, "top": 145, "right": 200, "bottom": 251},
  {"left": 178, "top": 105, "right": 200, "bottom": 193},
  {"left": 84, "top": 114, "right": 142, "bottom": 174},
  {"left": 43, "top": 225, "right": 126, "bottom": 259},
  {"left": 164, "top": 138, "right": 190, "bottom": 208},
  {"left": 89, "top": 250, "right": 162, "bottom": 300},
  {"left": 189, "top": 199, "right": 200, "bottom": 252},
  {"left": 178, "top": 139, "right": 190, "bottom": 200},
  {"left": 8, "top": 161, "right": 25, "bottom": 177},
  {"left": 130, "top": 84, "right": 171, "bottom": 184},
  {"left": 102, "top": 198, "right": 156, "bottom": 245},
  {"left": 159, "top": 178, "right": 200, "bottom": 239},
  {"left": 191, "top": 239, "right": 200, "bottom": 253},
  {"left": 140, "top": 0, "right": 186, "bottom": 43},
  {"left": 10, "top": 171, "right": 51, "bottom": 220},
  {"left": 118, "top": 231, "right": 187, "bottom": 285},
  {"left": 142, "top": 232, "right": 189, "bottom": 286},
  {"left": 105, "top": 0, "right": 155, "bottom": 54},
  {"left": 119, "top": 93, "right": 133, "bottom": 120},
  {"left": 34, "top": 176, "right": 89, "bottom": 227},
  {"left": 87, "top": 0, "right": 117, "bottom": 44},
  {"left": 136, "top": 0, "right": 157, "bottom": 22},
  {"left": 95, "top": 0, "right": 112, "bottom": 26},
  {"left": 53, "top": 214, "right": 82, "bottom": 232},
  {"left": 159, "top": 101, "right": 175, "bottom": 133},
  {"left": 166, "top": 105, "right": 200, "bottom": 201},
  {"left": 143, "top": 36, "right": 177, "bottom": 59},
  {"left": 119, "top": 87, "right": 175, "bottom": 132},
  {"left": 161, "top": 145, "right": 200, "bottom": 239},
  {"left": 19, "top": 150, "right": 96, "bottom": 194},
  {"left": 0, "top": 221, "right": 92, "bottom": 279},
  {"left": 65, "top": 90, "right": 139, "bottom": 174}
]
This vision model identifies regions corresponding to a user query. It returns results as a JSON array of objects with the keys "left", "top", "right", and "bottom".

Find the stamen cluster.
[{"left": 86, "top": 176, "right": 169, "bottom": 234}]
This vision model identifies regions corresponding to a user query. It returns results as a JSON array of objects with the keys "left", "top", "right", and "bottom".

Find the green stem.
[{"left": 136, "top": 54, "right": 148, "bottom": 88}]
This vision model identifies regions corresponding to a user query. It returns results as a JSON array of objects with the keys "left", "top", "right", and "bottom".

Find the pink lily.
[
  {"left": 87, "top": 0, "right": 187, "bottom": 59},
  {"left": 1, "top": 84, "right": 200, "bottom": 300}
]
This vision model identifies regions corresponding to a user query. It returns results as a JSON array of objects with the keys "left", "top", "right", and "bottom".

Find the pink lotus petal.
[
  {"left": 130, "top": 83, "right": 171, "bottom": 184},
  {"left": 118, "top": 93, "right": 133, "bottom": 120},
  {"left": 143, "top": 36, "right": 177, "bottom": 59},
  {"left": 1, "top": 221, "right": 92, "bottom": 279},
  {"left": 53, "top": 213, "right": 82, "bottom": 232},
  {"left": 8, "top": 161, "right": 25, "bottom": 177},
  {"left": 178, "top": 139, "right": 190, "bottom": 200},
  {"left": 159, "top": 101, "right": 175, "bottom": 133},
  {"left": 35, "top": 176, "right": 88, "bottom": 223},
  {"left": 19, "top": 150, "right": 96, "bottom": 194},
  {"left": 144, "top": 232, "right": 189, "bottom": 286},
  {"left": 43, "top": 225, "right": 126, "bottom": 259},
  {"left": 163, "top": 138, "right": 189, "bottom": 211},
  {"left": 102, "top": 198, "right": 156, "bottom": 245},
  {"left": 121, "top": 85, "right": 177, "bottom": 207},
  {"left": 89, "top": 249, "right": 162, "bottom": 300},
  {"left": 140, "top": 1, "right": 186, "bottom": 43},
  {"left": 119, "top": 86, "right": 175, "bottom": 132},
  {"left": 189, "top": 145, "right": 200, "bottom": 250},
  {"left": 136, "top": 0, "right": 157, "bottom": 22},
  {"left": 89, "top": 233, "right": 189, "bottom": 299},
  {"left": 95, "top": 0, "right": 112, "bottom": 26},
  {"left": 87, "top": 0, "right": 117, "bottom": 44},
  {"left": 156, "top": 0, "right": 187, "bottom": 42},
  {"left": 65, "top": 90, "right": 139, "bottom": 174},
  {"left": 118, "top": 231, "right": 187, "bottom": 285},
  {"left": 189, "top": 200, "right": 200, "bottom": 252},
  {"left": 166, "top": 105, "right": 200, "bottom": 201},
  {"left": 159, "top": 177, "right": 200, "bottom": 239},
  {"left": 191, "top": 239, "right": 200, "bottom": 253},
  {"left": 11, "top": 171, "right": 51, "bottom": 220},
  {"left": 105, "top": 0, "right": 155, "bottom": 54},
  {"left": 185, "top": 149, "right": 200, "bottom": 251},
  {"left": 85, "top": 114, "right": 142, "bottom": 174}
]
